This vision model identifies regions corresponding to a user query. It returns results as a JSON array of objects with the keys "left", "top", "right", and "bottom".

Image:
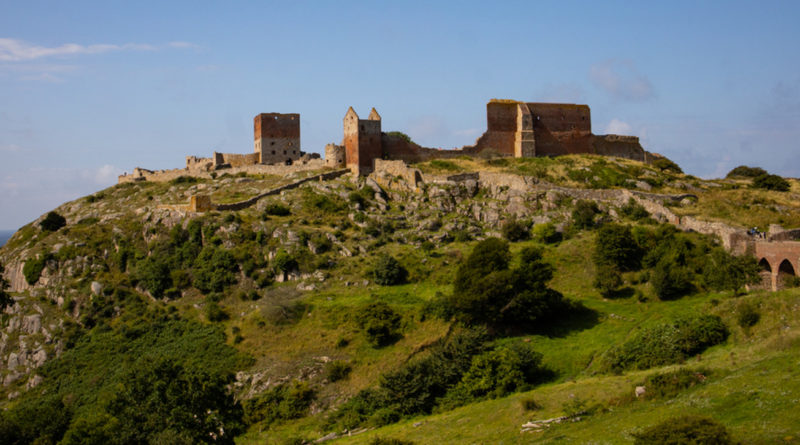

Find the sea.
[{"left": 0, "top": 230, "right": 15, "bottom": 247}]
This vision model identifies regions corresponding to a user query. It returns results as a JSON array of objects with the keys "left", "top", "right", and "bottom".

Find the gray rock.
[
  {"left": 91, "top": 281, "right": 103, "bottom": 296},
  {"left": 22, "top": 314, "right": 41, "bottom": 335}
]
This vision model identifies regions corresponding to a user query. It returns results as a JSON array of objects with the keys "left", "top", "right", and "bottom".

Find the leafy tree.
[
  {"left": 242, "top": 381, "right": 315, "bottom": 428},
  {"left": 651, "top": 257, "right": 693, "bottom": 300},
  {"left": 102, "top": 360, "right": 244, "bottom": 444},
  {"left": 501, "top": 219, "right": 530, "bottom": 242},
  {"left": 726, "top": 165, "right": 767, "bottom": 178},
  {"left": 272, "top": 249, "right": 298, "bottom": 274},
  {"left": 700, "top": 248, "right": 761, "bottom": 293},
  {"left": 371, "top": 254, "right": 408, "bottom": 285},
  {"left": 40, "top": 211, "right": 67, "bottom": 231},
  {"left": 752, "top": 173, "right": 790, "bottom": 191},
  {"left": 448, "top": 342, "right": 548, "bottom": 400},
  {"left": 136, "top": 256, "right": 172, "bottom": 298},
  {"left": 22, "top": 253, "right": 51, "bottom": 285},
  {"left": 445, "top": 239, "right": 568, "bottom": 331},
  {"left": 593, "top": 262, "right": 623, "bottom": 298},
  {"left": 0, "top": 262, "right": 12, "bottom": 310},
  {"left": 532, "top": 222, "right": 561, "bottom": 244},
  {"left": 357, "top": 302, "right": 403, "bottom": 347},
  {"left": 652, "top": 158, "right": 683, "bottom": 174},
  {"left": 619, "top": 198, "right": 650, "bottom": 220},
  {"left": 193, "top": 246, "right": 239, "bottom": 293},
  {"left": 633, "top": 415, "right": 733, "bottom": 445},
  {"left": 0, "top": 394, "right": 72, "bottom": 444},
  {"left": 593, "top": 223, "right": 642, "bottom": 271},
  {"left": 571, "top": 200, "right": 600, "bottom": 230}
]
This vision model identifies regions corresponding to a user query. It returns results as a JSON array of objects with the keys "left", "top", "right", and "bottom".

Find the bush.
[
  {"left": 0, "top": 262, "right": 11, "bottom": 310},
  {"left": 385, "top": 131, "right": 412, "bottom": 143},
  {"left": 737, "top": 302, "right": 760, "bottom": 328},
  {"left": 619, "top": 198, "right": 650, "bottom": 220},
  {"left": 652, "top": 158, "right": 683, "bottom": 174},
  {"left": 446, "top": 342, "right": 549, "bottom": 402},
  {"left": 136, "top": 256, "right": 172, "bottom": 298},
  {"left": 593, "top": 263, "right": 623, "bottom": 298},
  {"left": 40, "top": 211, "right": 67, "bottom": 232},
  {"left": 593, "top": 223, "right": 642, "bottom": 271},
  {"left": 633, "top": 415, "right": 733, "bottom": 445},
  {"left": 643, "top": 368, "right": 709, "bottom": 399},
  {"left": 272, "top": 249, "right": 298, "bottom": 274},
  {"left": 604, "top": 315, "right": 728, "bottom": 372},
  {"left": 357, "top": 302, "right": 402, "bottom": 347},
  {"left": 444, "top": 239, "right": 569, "bottom": 331},
  {"left": 701, "top": 248, "right": 761, "bottom": 292},
  {"left": 532, "top": 222, "right": 561, "bottom": 244},
  {"left": 205, "top": 301, "right": 229, "bottom": 322},
  {"left": 501, "top": 219, "right": 530, "bottom": 242},
  {"left": 325, "top": 360, "right": 352, "bottom": 382},
  {"left": 23, "top": 253, "right": 51, "bottom": 285},
  {"left": 193, "top": 247, "right": 239, "bottom": 293},
  {"left": 264, "top": 203, "right": 291, "bottom": 216},
  {"left": 371, "top": 254, "right": 408, "bottom": 285},
  {"left": 726, "top": 165, "right": 767, "bottom": 178},
  {"left": 242, "top": 381, "right": 315, "bottom": 428},
  {"left": 651, "top": 257, "right": 693, "bottom": 300},
  {"left": 752, "top": 173, "right": 790, "bottom": 191},
  {"left": 571, "top": 200, "right": 599, "bottom": 230}
]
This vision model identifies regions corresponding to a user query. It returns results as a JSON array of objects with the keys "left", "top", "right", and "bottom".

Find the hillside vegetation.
[{"left": 0, "top": 156, "right": 799, "bottom": 444}]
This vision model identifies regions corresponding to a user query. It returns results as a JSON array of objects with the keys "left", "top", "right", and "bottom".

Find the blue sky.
[{"left": 1, "top": 1, "right": 799, "bottom": 229}]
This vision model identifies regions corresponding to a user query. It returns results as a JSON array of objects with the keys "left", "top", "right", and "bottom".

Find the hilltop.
[{"left": 1, "top": 155, "right": 799, "bottom": 444}]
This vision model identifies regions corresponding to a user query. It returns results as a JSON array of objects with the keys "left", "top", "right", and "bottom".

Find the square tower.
[
  {"left": 343, "top": 107, "right": 382, "bottom": 175},
  {"left": 254, "top": 113, "right": 301, "bottom": 164}
]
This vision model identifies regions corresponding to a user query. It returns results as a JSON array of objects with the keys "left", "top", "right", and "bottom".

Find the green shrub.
[
  {"left": 272, "top": 249, "right": 298, "bottom": 274},
  {"left": 445, "top": 342, "right": 549, "bottom": 403},
  {"left": 371, "top": 254, "right": 408, "bottom": 285},
  {"left": 643, "top": 368, "right": 709, "bottom": 399},
  {"left": 571, "top": 200, "right": 599, "bottom": 230},
  {"left": 452, "top": 229, "right": 473, "bottom": 242},
  {"left": 357, "top": 302, "right": 402, "bottom": 347},
  {"left": 205, "top": 301, "right": 229, "bottom": 322},
  {"left": 619, "top": 198, "right": 650, "bottom": 220},
  {"left": 633, "top": 415, "right": 733, "bottom": 444},
  {"left": 593, "top": 223, "right": 642, "bottom": 271},
  {"left": 242, "top": 381, "right": 315, "bottom": 428},
  {"left": 501, "top": 219, "right": 530, "bottom": 242},
  {"left": 264, "top": 203, "right": 291, "bottom": 216},
  {"left": 532, "top": 222, "right": 561, "bottom": 244},
  {"left": 726, "top": 165, "right": 767, "bottom": 178},
  {"left": 652, "top": 158, "right": 683, "bottom": 174},
  {"left": 325, "top": 360, "right": 352, "bottom": 382},
  {"left": 701, "top": 248, "right": 761, "bottom": 292},
  {"left": 193, "top": 247, "right": 239, "bottom": 293},
  {"left": 444, "top": 239, "right": 570, "bottom": 330},
  {"left": 752, "top": 173, "right": 790, "bottom": 191},
  {"left": 593, "top": 263, "right": 623, "bottom": 298},
  {"left": 737, "top": 302, "right": 760, "bottom": 328},
  {"left": 136, "top": 256, "right": 172, "bottom": 298},
  {"left": 385, "top": 131, "right": 412, "bottom": 143},
  {"left": 169, "top": 175, "right": 198, "bottom": 184},
  {"left": 40, "top": 211, "right": 67, "bottom": 232},
  {"left": 369, "top": 438, "right": 415, "bottom": 445},
  {"left": 348, "top": 187, "right": 374, "bottom": 207},
  {"left": 651, "top": 257, "right": 693, "bottom": 300},
  {"left": 302, "top": 190, "right": 347, "bottom": 213},
  {"left": 23, "top": 253, "right": 51, "bottom": 285},
  {"left": 604, "top": 315, "right": 728, "bottom": 372},
  {"left": 428, "top": 159, "right": 461, "bottom": 171},
  {"left": 0, "top": 262, "right": 11, "bottom": 310}
]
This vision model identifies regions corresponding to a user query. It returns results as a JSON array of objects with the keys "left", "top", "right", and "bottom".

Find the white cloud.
[
  {"left": 0, "top": 38, "right": 196, "bottom": 62},
  {"left": 0, "top": 143, "right": 24, "bottom": 152},
  {"left": 590, "top": 59, "right": 654, "bottom": 101},
  {"left": 605, "top": 118, "right": 633, "bottom": 135},
  {"left": 92, "top": 164, "right": 124, "bottom": 184}
]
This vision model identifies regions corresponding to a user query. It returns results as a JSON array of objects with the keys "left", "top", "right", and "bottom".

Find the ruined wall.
[
  {"left": 325, "top": 143, "right": 346, "bottom": 168},
  {"left": 254, "top": 113, "right": 301, "bottom": 164},
  {"left": 213, "top": 152, "right": 260, "bottom": 168},
  {"left": 527, "top": 103, "right": 591, "bottom": 133},
  {"left": 380, "top": 133, "right": 469, "bottom": 164},
  {"left": 118, "top": 158, "right": 329, "bottom": 184},
  {"left": 592, "top": 135, "right": 647, "bottom": 162},
  {"left": 186, "top": 156, "right": 215, "bottom": 172}
]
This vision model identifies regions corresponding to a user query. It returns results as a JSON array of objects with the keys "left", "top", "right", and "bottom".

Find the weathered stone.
[{"left": 91, "top": 281, "right": 103, "bottom": 296}]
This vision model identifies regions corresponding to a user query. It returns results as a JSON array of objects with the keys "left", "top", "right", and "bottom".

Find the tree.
[
  {"left": 102, "top": 361, "right": 244, "bottom": 444},
  {"left": 701, "top": 248, "right": 761, "bottom": 293},
  {"left": 40, "top": 211, "right": 67, "bottom": 232},
  {"left": 136, "top": 256, "right": 172, "bottom": 298},
  {"left": 445, "top": 239, "right": 568, "bottom": 330},
  {"left": 726, "top": 165, "right": 767, "bottom": 178},
  {"left": 571, "top": 200, "right": 599, "bottom": 230},
  {"left": 501, "top": 219, "right": 530, "bottom": 242},
  {"left": 0, "top": 262, "right": 12, "bottom": 311},
  {"left": 371, "top": 254, "right": 408, "bottom": 285},
  {"left": 752, "top": 173, "right": 790, "bottom": 191},
  {"left": 652, "top": 158, "right": 683, "bottom": 174},
  {"left": 357, "top": 302, "right": 403, "bottom": 347},
  {"left": 633, "top": 415, "right": 733, "bottom": 445},
  {"left": 593, "top": 223, "right": 642, "bottom": 271},
  {"left": 593, "top": 262, "right": 623, "bottom": 298},
  {"left": 651, "top": 257, "right": 693, "bottom": 300},
  {"left": 193, "top": 246, "right": 239, "bottom": 293}
]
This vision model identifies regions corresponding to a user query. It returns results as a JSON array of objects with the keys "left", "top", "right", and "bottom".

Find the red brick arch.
[{"left": 755, "top": 241, "right": 800, "bottom": 290}]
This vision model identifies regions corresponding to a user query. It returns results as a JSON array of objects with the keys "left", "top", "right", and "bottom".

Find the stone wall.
[
  {"left": 186, "top": 156, "right": 215, "bottom": 172},
  {"left": 344, "top": 107, "right": 382, "bottom": 175},
  {"left": 325, "top": 143, "right": 346, "bottom": 168},
  {"left": 213, "top": 152, "right": 260, "bottom": 168},
  {"left": 118, "top": 158, "right": 328, "bottom": 184},
  {"left": 592, "top": 135, "right": 647, "bottom": 162}
]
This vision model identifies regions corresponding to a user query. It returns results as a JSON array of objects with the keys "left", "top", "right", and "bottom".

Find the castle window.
[
  {"left": 272, "top": 150, "right": 275, "bottom": 155},
  {"left": 283, "top": 150, "right": 287, "bottom": 155},
  {"left": 271, "top": 142, "right": 275, "bottom": 145}
]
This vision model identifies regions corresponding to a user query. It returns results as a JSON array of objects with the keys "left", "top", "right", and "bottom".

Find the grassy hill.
[{"left": 1, "top": 156, "right": 798, "bottom": 444}]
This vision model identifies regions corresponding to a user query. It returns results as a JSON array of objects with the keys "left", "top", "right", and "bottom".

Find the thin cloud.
[
  {"left": 0, "top": 38, "right": 196, "bottom": 62},
  {"left": 590, "top": 59, "right": 654, "bottom": 102},
  {"left": 605, "top": 118, "right": 633, "bottom": 135}
]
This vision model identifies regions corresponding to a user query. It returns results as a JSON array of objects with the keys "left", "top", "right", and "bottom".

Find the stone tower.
[
  {"left": 254, "top": 113, "right": 301, "bottom": 164},
  {"left": 343, "top": 107, "right": 382, "bottom": 175}
]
